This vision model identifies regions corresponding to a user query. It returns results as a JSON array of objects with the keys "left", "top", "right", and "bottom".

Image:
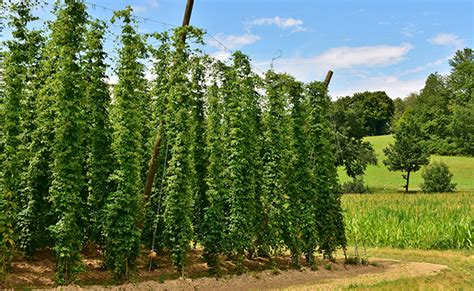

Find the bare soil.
[{"left": 0, "top": 247, "right": 448, "bottom": 290}]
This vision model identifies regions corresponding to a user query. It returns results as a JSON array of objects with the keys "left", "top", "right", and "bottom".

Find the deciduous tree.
[
  {"left": 383, "top": 117, "right": 429, "bottom": 192},
  {"left": 351, "top": 91, "right": 394, "bottom": 136}
]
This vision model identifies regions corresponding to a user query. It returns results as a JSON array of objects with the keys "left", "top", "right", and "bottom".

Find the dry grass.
[{"left": 338, "top": 247, "right": 474, "bottom": 290}]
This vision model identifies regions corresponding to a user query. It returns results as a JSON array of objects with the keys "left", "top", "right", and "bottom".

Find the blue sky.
[{"left": 6, "top": 0, "right": 474, "bottom": 98}]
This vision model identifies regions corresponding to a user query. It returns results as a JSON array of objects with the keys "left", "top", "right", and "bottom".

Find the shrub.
[
  {"left": 342, "top": 177, "right": 370, "bottom": 194},
  {"left": 420, "top": 162, "right": 456, "bottom": 193}
]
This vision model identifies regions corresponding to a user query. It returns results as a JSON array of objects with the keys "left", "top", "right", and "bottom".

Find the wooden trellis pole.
[
  {"left": 143, "top": 0, "right": 195, "bottom": 206},
  {"left": 324, "top": 70, "right": 333, "bottom": 89}
]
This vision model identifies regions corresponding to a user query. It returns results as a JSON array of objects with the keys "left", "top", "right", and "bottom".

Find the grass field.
[
  {"left": 340, "top": 134, "right": 474, "bottom": 251},
  {"left": 342, "top": 193, "right": 473, "bottom": 250},
  {"left": 338, "top": 135, "right": 474, "bottom": 192}
]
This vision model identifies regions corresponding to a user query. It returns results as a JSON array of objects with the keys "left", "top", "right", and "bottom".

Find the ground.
[{"left": 2, "top": 247, "right": 467, "bottom": 290}]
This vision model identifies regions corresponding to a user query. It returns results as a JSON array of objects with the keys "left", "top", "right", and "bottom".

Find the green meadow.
[{"left": 338, "top": 134, "right": 474, "bottom": 192}]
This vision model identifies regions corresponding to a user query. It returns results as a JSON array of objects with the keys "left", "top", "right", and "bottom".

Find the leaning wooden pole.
[
  {"left": 323, "top": 70, "right": 333, "bottom": 89},
  {"left": 143, "top": 0, "right": 195, "bottom": 206},
  {"left": 143, "top": 125, "right": 162, "bottom": 204},
  {"left": 181, "top": 0, "right": 194, "bottom": 33}
]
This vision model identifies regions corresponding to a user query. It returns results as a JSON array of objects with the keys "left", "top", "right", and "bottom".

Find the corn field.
[{"left": 343, "top": 193, "right": 473, "bottom": 250}]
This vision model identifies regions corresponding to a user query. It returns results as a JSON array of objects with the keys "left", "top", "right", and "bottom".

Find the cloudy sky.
[{"left": 8, "top": 0, "right": 474, "bottom": 99}]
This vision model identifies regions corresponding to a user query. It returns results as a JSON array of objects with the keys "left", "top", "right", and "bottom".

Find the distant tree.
[
  {"left": 383, "top": 117, "right": 429, "bottom": 192},
  {"left": 351, "top": 91, "right": 395, "bottom": 136},
  {"left": 449, "top": 100, "right": 474, "bottom": 155},
  {"left": 332, "top": 97, "right": 377, "bottom": 179},
  {"left": 401, "top": 68, "right": 473, "bottom": 155},
  {"left": 416, "top": 73, "right": 454, "bottom": 154},
  {"left": 448, "top": 48, "right": 473, "bottom": 106},
  {"left": 447, "top": 48, "right": 473, "bottom": 155},
  {"left": 390, "top": 49, "right": 473, "bottom": 173},
  {"left": 390, "top": 93, "right": 419, "bottom": 131},
  {"left": 391, "top": 97, "right": 406, "bottom": 129}
]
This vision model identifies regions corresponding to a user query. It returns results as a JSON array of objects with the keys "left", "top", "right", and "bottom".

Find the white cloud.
[
  {"left": 209, "top": 33, "right": 261, "bottom": 50},
  {"left": 212, "top": 50, "right": 232, "bottom": 61},
  {"left": 255, "top": 43, "right": 414, "bottom": 82},
  {"left": 429, "top": 33, "right": 465, "bottom": 48},
  {"left": 253, "top": 43, "right": 420, "bottom": 98},
  {"left": 314, "top": 43, "right": 414, "bottom": 69},
  {"left": 248, "top": 16, "right": 307, "bottom": 32}
]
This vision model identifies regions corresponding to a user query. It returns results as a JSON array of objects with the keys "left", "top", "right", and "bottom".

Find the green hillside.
[{"left": 338, "top": 135, "right": 474, "bottom": 192}]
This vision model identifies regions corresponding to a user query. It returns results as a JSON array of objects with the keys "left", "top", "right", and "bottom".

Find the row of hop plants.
[{"left": 0, "top": 0, "right": 346, "bottom": 284}]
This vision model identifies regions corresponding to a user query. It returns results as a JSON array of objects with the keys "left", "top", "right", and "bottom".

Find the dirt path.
[
  {"left": 288, "top": 259, "right": 448, "bottom": 290},
  {"left": 46, "top": 259, "right": 447, "bottom": 290}
]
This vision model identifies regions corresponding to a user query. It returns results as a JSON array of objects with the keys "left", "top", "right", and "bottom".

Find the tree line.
[
  {"left": 392, "top": 49, "right": 473, "bottom": 157},
  {"left": 0, "top": 1, "right": 346, "bottom": 284},
  {"left": 332, "top": 49, "right": 472, "bottom": 191},
  {"left": 384, "top": 48, "right": 472, "bottom": 191}
]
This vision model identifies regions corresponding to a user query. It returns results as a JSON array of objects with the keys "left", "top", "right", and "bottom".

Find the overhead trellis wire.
[{"left": 29, "top": 0, "right": 266, "bottom": 74}]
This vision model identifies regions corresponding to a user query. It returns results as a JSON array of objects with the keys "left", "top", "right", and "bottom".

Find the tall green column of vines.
[
  {"left": 16, "top": 19, "right": 44, "bottom": 255},
  {"left": 142, "top": 31, "right": 172, "bottom": 252},
  {"left": 162, "top": 26, "right": 203, "bottom": 275},
  {"left": 285, "top": 77, "right": 308, "bottom": 268},
  {"left": 21, "top": 21, "right": 56, "bottom": 255},
  {"left": 82, "top": 20, "right": 112, "bottom": 244},
  {"left": 202, "top": 63, "right": 227, "bottom": 271},
  {"left": 260, "top": 71, "right": 292, "bottom": 259},
  {"left": 47, "top": 0, "right": 88, "bottom": 284},
  {"left": 306, "top": 82, "right": 346, "bottom": 260},
  {"left": 220, "top": 52, "right": 260, "bottom": 270},
  {"left": 1, "top": 0, "right": 40, "bottom": 272},
  {"left": 189, "top": 55, "right": 208, "bottom": 248},
  {"left": 104, "top": 7, "right": 148, "bottom": 281}
]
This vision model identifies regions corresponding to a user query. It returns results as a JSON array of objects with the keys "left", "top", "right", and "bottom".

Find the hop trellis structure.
[{"left": 0, "top": 0, "right": 346, "bottom": 284}]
